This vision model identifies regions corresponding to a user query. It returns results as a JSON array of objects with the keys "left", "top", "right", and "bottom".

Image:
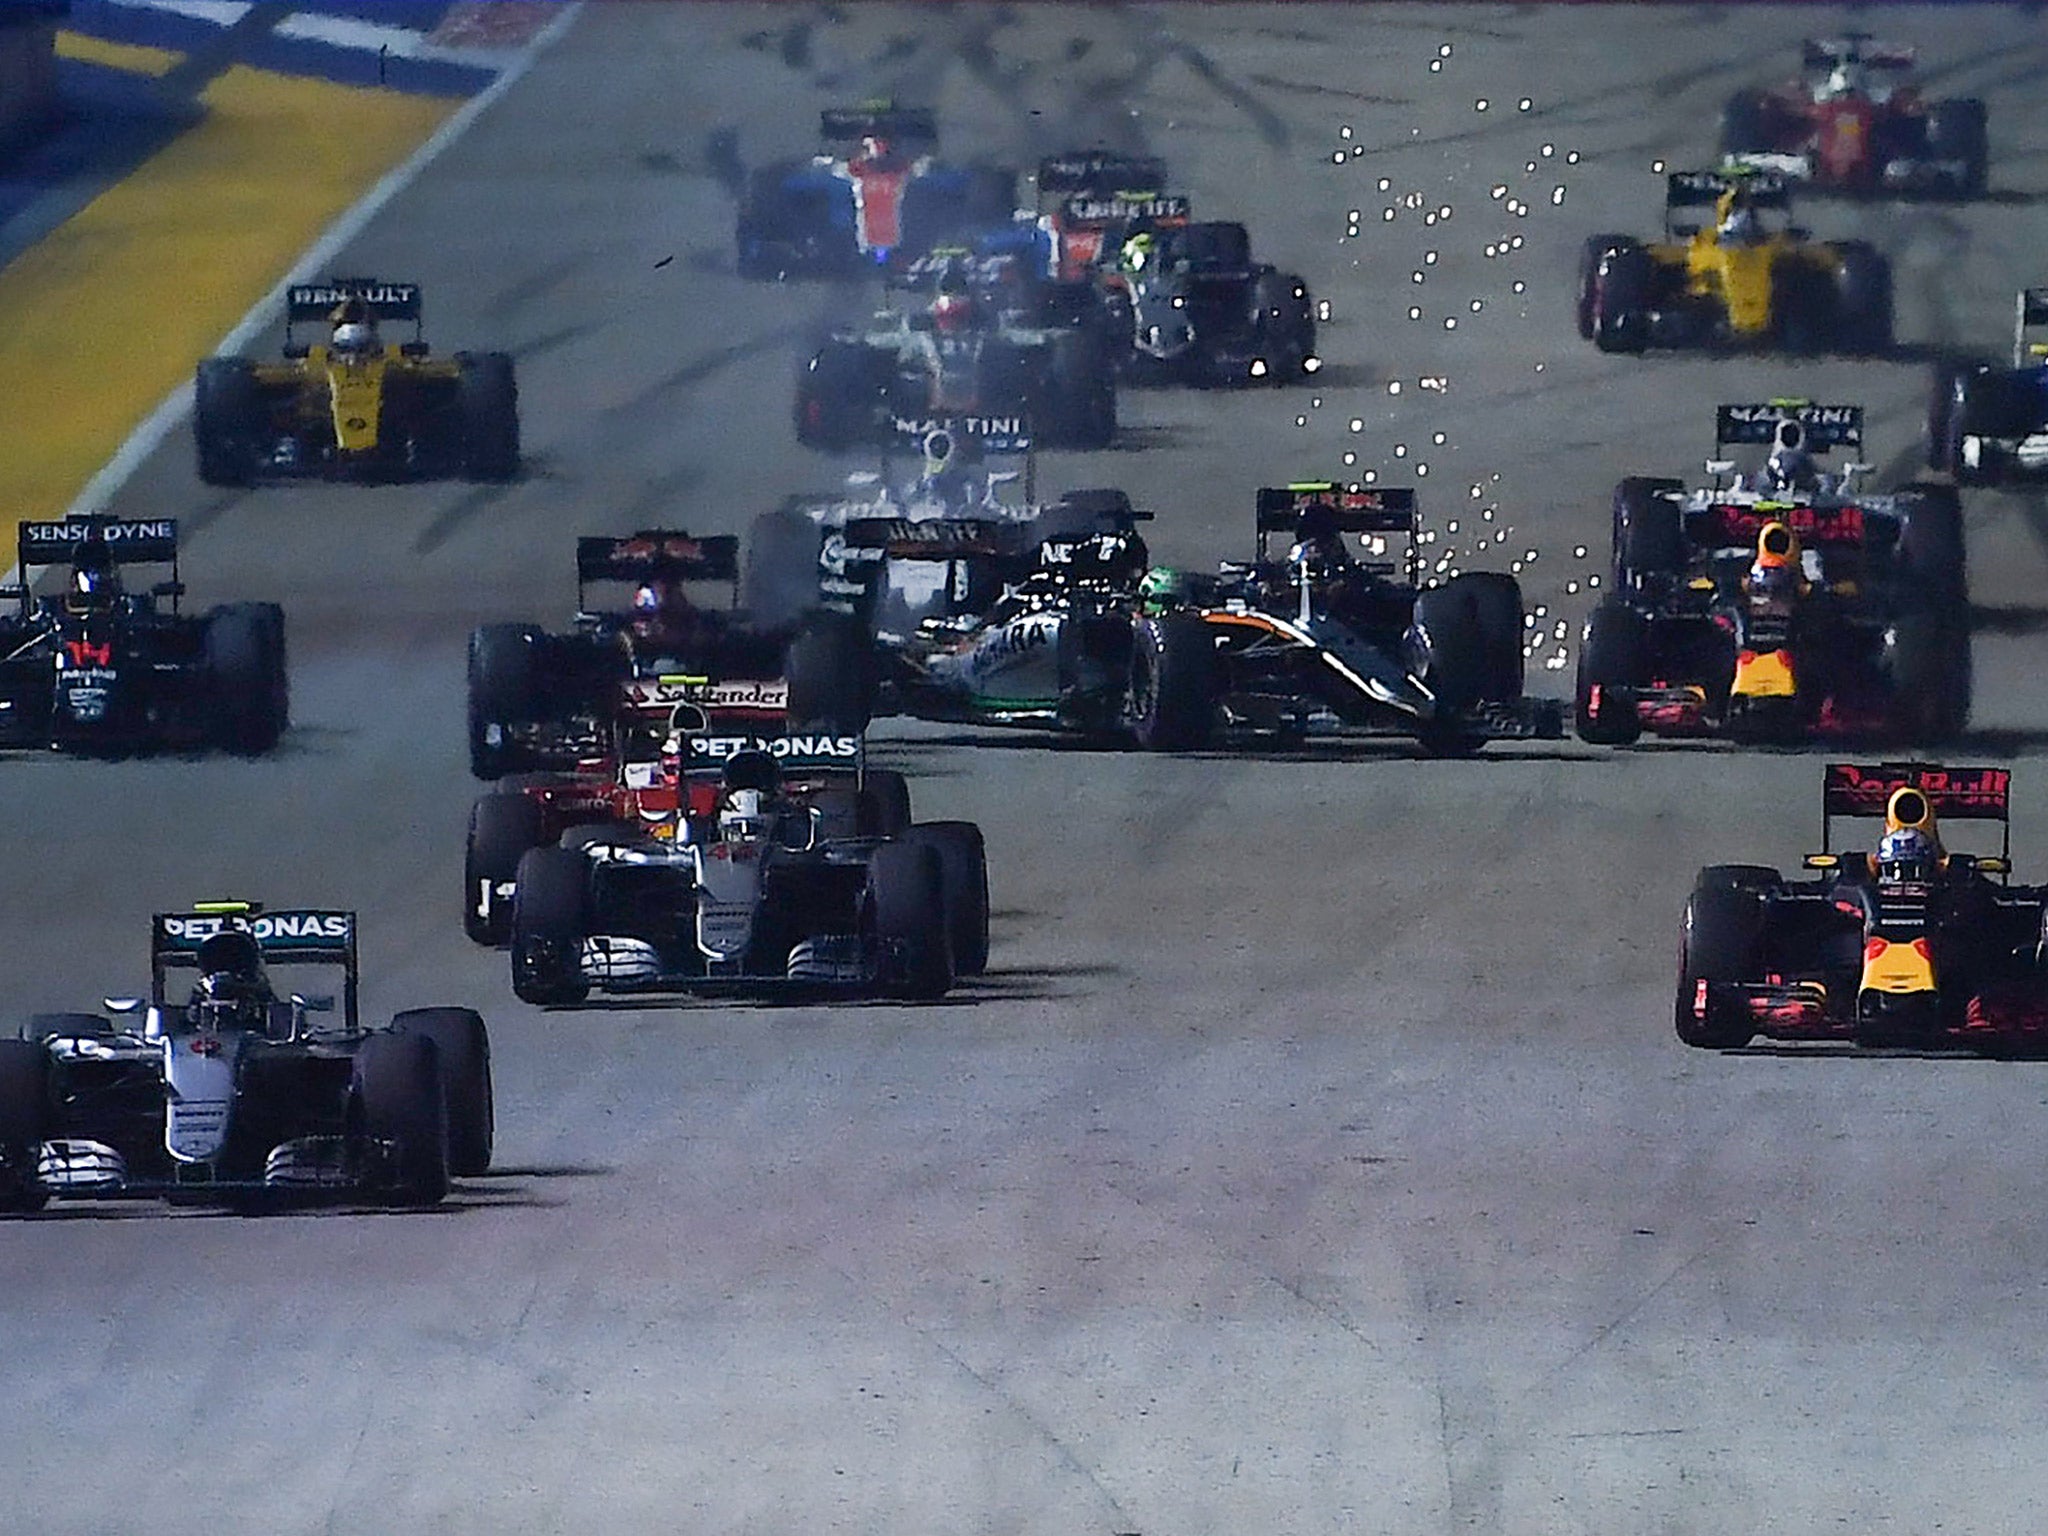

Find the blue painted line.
[
  {"left": 0, "top": 57, "right": 193, "bottom": 243},
  {"left": 56, "top": 4, "right": 226, "bottom": 55}
]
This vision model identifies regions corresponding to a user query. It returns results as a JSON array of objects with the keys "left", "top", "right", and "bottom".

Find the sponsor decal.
[
  {"left": 1062, "top": 192, "right": 1188, "bottom": 224},
  {"left": 688, "top": 734, "right": 860, "bottom": 761},
  {"left": 1705, "top": 501, "right": 1863, "bottom": 544},
  {"left": 22, "top": 519, "right": 176, "bottom": 548},
  {"left": 1823, "top": 763, "right": 2010, "bottom": 819},
  {"left": 964, "top": 614, "right": 1059, "bottom": 683},
  {"left": 1720, "top": 402, "right": 1859, "bottom": 430},
  {"left": 162, "top": 912, "right": 354, "bottom": 943},
  {"left": 288, "top": 283, "right": 419, "bottom": 310},
  {"left": 622, "top": 677, "right": 789, "bottom": 710},
  {"left": 63, "top": 640, "right": 113, "bottom": 668}
]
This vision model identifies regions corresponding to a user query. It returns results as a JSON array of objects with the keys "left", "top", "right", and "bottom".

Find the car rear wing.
[
  {"left": 1715, "top": 401, "right": 1863, "bottom": 452},
  {"left": 149, "top": 903, "right": 360, "bottom": 1024},
  {"left": 1802, "top": 36, "right": 1914, "bottom": 72},
  {"left": 1666, "top": 169, "right": 1790, "bottom": 237},
  {"left": 615, "top": 673, "right": 789, "bottom": 725},
  {"left": 677, "top": 727, "right": 866, "bottom": 792},
  {"left": 1255, "top": 484, "right": 1420, "bottom": 582},
  {"left": 285, "top": 278, "right": 422, "bottom": 325},
  {"left": 576, "top": 531, "right": 740, "bottom": 607},
  {"left": 820, "top": 103, "right": 936, "bottom": 143},
  {"left": 16, "top": 516, "right": 178, "bottom": 572},
  {"left": 1692, "top": 500, "right": 1867, "bottom": 550},
  {"left": 1037, "top": 151, "right": 1170, "bottom": 197},
  {"left": 1819, "top": 762, "right": 2012, "bottom": 861},
  {"left": 2013, "top": 288, "right": 2048, "bottom": 366},
  {"left": 836, "top": 515, "right": 1035, "bottom": 559},
  {"left": 1057, "top": 190, "right": 1191, "bottom": 230}
]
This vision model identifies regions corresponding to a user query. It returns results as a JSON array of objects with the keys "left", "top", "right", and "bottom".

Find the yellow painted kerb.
[
  {"left": 55, "top": 31, "right": 183, "bottom": 77},
  {"left": 0, "top": 66, "right": 455, "bottom": 546}
]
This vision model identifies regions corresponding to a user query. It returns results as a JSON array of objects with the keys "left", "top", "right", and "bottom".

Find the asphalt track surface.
[{"left": 7, "top": 5, "right": 2048, "bottom": 1532}]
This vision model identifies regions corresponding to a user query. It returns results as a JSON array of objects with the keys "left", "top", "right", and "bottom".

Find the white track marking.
[{"left": 272, "top": 13, "right": 522, "bottom": 71}]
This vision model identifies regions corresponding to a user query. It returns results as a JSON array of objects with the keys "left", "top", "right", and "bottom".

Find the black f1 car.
[
  {"left": 1105, "top": 219, "right": 1319, "bottom": 385},
  {"left": 0, "top": 902, "right": 493, "bottom": 1211},
  {"left": 1927, "top": 288, "right": 2048, "bottom": 486},
  {"left": 1679, "top": 763, "right": 2048, "bottom": 1052},
  {"left": 466, "top": 530, "right": 788, "bottom": 779},
  {"left": 508, "top": 732, "right": 985, "bottom": 1005},
  {"left": 193, "top": 277, "right": 518, "bottom": 485},
  {"left": 1576, "top": 402, "right": 1969, "bottom": 747},
  {"left": 0, "top": 516, "right": 288, "bottom": 756}
]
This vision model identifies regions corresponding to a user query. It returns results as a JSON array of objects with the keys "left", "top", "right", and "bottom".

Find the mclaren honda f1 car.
[
  {"left": 1928, "top": 289, "right": 2048, "bottom": 487},
  {"left": 505, "top": 731, "right": 986, "bottom": 1006},
  {"left": 1576, "top": 172, "right": 1892, "bottom": 355},
  {"left": 734, "top": 103, "right": 1014, "bottom": 280},
  {"left": 0, "top": 516, "right": 287, "bottom": 756},
  {"left": 0, "top": 902, "right": 492, "bottom": 1211},
  {"left": 1678, "top": 763, "right": 2048, "bottom": 1052},
  {"left": 1162, "top": 484, "right": 1561, "bottom": 754},
  {"left": 193, "top": 278, "right": 518, "bottom": 485},
  {"left": 1576, "top": 402, "right": 1970, "bottom": 747},
  {"left": 1720, "top": 35, "right": 1987, "bottom": 198},
  {"left": 466, "top": 530, "right": 789, "bottom": 780}
]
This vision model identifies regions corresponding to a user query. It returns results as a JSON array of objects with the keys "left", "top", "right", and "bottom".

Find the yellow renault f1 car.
[
  {"left": 1678, "top": 763, "right": 2048, "bottom": 1053},
  {"left": 192, "top": 278, "right": 519, "bottom": 486},
  {"left": 1576, "top": 172, "right": 1892, "bottom": 355}
]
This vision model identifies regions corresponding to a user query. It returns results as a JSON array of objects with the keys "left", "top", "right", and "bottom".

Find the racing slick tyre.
[
  {"left": 465, "top": 792, "right": 547, "bottom": 946},
  {"left": 1828, "top": 242, "right": 1893, "bottom": 355},
  {"left": 786, "top": 610, "right": 874, "bottom": 736},
  {"left": 509, "top": 847, "right": 591, "bottom": 1007},
  {"left": 1612, "top": 476, "right": 1685, "bottom": 592},
  {"left": 1591, "top": 245, "right": 1652, "bottom": 354},
  {"left": 1889, "top": 611, "right": 1972, "bottom": 747},
  {"left": 1698, "top": 864, "right": 1781, "bottom": 894},
  {"left": 1772, "top": 261, "right": 1832, "bottom": 357},
  {"left": 1447, "top": 571, "right": 1525, "bottom": 702},
  {"left": 1718, "top": 89, "right": 1773, "bottom": 157},
  {"left": 1574, "top": 601, "right": 1648, "bottom": 746},
  {"left": 0, "top": 1038, "right": 49, "bottom": 1214},
  {"left": 1576, "top": 235, "right": 1634, "bottom": 340},
  {"left": 743, "top": 504, "right": 825, "bottom": 631},
  {"left": 1413, "top": 576, "right": 1520, "bottom": 755},
  {"left": 467, "top": 623, "right": 544, "bottom": 780},
  {"left": 867, "top": 841, "right": 954, "bottom": 1001},
  {"left": 863, "top": 769, "right": 913, "bottom": 837},
  {"left": 352, "top": 1031, "right": 450, "bottom": 1207},
  {"left": 391, "top": 1008, "right": 493, "bottom": 1179},
  {"left": 904, "top": 821, "right": 990, "bottom": 977},
  {"left": 203, "top": 602, "right": 289, "bottom": 756},
  {"left": 1128, "top": 614, "right": 1218, "bottom": 751},
  {"left": 1249, "top": 269, "right": 1316, "bottom": 381},
  {"left": 457, "top": 351, "right": 521, "bottom": 482},
  {"left": 1927, "top": 98, "right": 1989, "bottom": 197},
  {"left": 1927, "top": 362, "right": 1974, "bottom": 476},
  {"left": 193, "top": 357, "right": 262, "bottom": 487},
  {"left": 810, "top": 789, "right": 867, "bottom": 843},
  {"left": 1895, "top": 482, "right": 1968, "bottom": 608},
  {"left": 795, "top": 342, "right": 887, "bottom": 451},
  {"left": 1676, "top": 880, "right": 1764, "bottom": 1050},
  {"left": 1041, "top": 333, "right": 1118, "bottom": 449}
]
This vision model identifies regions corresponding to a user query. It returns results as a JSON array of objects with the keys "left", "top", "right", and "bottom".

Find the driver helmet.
[
  {"left": 1120, "top": 230, "right": 1155, "bottom": 276},
  {"left": 66, "top": 538, "right": 121, "bottom": 615},
  {"left": 330, "top": 319, "right": 378, "bottom": 355},
  {"left": 1763, "top": 420, "right": 1821, "bottom": 493},
  {"left": 1287, "top": 500, "right": 1353, "bottom": 579},
  {"left": 190, "top": 930, "right": 273, "bottom": 1028},
  {"left": 1817, "top": 62, "right": 1863, "bottom": 102},
  {"left": 1718, "top": 192, "right": 1763, "bottom": 246},
  {"left": 1875, "top": 825, "right": 1939, "bottom": 884},
  {"left": 857, "top": 133, "right": 895, "bottom": 165},
  {"left": 1746, "top": 521, "right": 1805, "bottom": 608},
  {"left": 1139, "top": 565, "right": 1186, "bottom": 615},
  {"left": 631, "top": 579, "right": 698, "bottom": 641}
]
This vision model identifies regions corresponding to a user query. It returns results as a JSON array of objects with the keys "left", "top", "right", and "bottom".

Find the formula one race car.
[
  {"left": 1168, "top": 484, "right": 1560, "bottom": 754},
  {"left": 1577, "top": 172, "right": 1892, "bottom": 355},
  {"left": 795, "top": 256, "right": 1118, "bottom": 451},
  {"left": 0, "top": 516, "right": 288, "bottom": 756},
  {"left": 0, "top": 902, "right": 492, "bottom": 1212},
  {"left": 1678, "top": 763, "right": 2048, "bottom": 1052},
  {"left": 1104, "top": 218, "right": 1319, "bottom": 384},
  {"left": 734, "top": 103, "right": 1014, "bottom": 279},
  {"left": 1721, "top": 35, "right": 1987, "bottom": 198},
  {"left": 193, "top": 278, "right": 519, "bottom": 485},
  {"left": 506, "top": 732, "right": 985, "bottom": 1005},
  {"left": 466, "top": 530, "right": 789, "bottom": 780},
  {"left": 1927, "top": 289, "right": 2048, "bottom": 486},
  {"left": 1577, "top": 402, "right": 1969, "bottom": 747},
  {"left": 1032, "top": 150, "right": 1177, "bottom": 284}
]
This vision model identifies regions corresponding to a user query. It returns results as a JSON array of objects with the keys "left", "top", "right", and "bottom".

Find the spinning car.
[
  {"left": 0, "top": 516, "right": 287, "bottom": 756},
  {"left": 1576, "top": 402, "right": 1970, "bottom": 747},
  {"left": 0, "top": 902, "right": 492, "bottom": 1211},
  {"left": 1103, "top": 218, "right": 1318, "bottom": 384},
  {"left": 193, "top": 278, "right": 518, "bottom": 484},
  {"left": 1720, "top": 35, "right": 1987, "bottom": 198},
  {"left": 734, "top": 103, "right": 1013, "bottom": 279},
  {"left": 1576, "top": 172, "right": 1891, "bottom": 355},
  {"left": 1928, "top": 288, "right": 2048, "bottom": 486},
  {"left": 1678, "top": 763, "right": 2048, "bottom": 1051}
]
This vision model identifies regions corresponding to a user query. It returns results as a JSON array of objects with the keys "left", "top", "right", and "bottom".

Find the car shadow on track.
[
  {"left": 540, "top": 960, "right": 1117, "bottom": 1014},
  {"left": 15, "top": 1180, "right": 563, "bottom": 1221},
  {"left": 880, "top": 730, "right": 1587, "bottom": 765},
  {"left": 1726, "top": 1043, "right": 2048, "bottom": 1062}
]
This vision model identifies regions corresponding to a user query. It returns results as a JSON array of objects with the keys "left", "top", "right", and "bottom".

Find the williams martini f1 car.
[{"left": 1928, "top": 288, "right": 2048, "bottom": 487}]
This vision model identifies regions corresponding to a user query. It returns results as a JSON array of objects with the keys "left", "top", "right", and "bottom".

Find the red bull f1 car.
[
  {"left": 1576, "top": 402, "right": 1969, "bottom": 747},
  {"left": 1679, "top": 764, "right": 2048, "bottom": 1052}
]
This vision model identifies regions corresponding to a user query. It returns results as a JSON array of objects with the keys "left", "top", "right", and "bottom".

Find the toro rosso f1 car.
[
  {"left": 194, "top": 278, "right": 518, "bottom": 485},
  {"left": 1678, "top": 763, "right": 2048, "bottom": 1052},
  {"left": 1576, "top": 402, "right": 1970, "bottom": 747},
  {"left": 1720, "top": 35, "right": 1987, "bottom": 198},
  {"left": 1928, "top": 289, "right": 2048, "bottom": 487},
  {"left": 0, "top": 902, "right": 492, "bottom": 1211},
  {"left": 1577, "top": 172, "right": 1892, "bottom": 355},
  {"left": 0, "top": 517, "right": 287, "bottom": 756}
]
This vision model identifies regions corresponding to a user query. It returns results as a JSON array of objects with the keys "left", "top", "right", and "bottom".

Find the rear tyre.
[
  {"left": 1895, "top": 482, "right": 1968, "bottom": 608},
  {"left": 1927, "top": 97, "right": 1988, "bottom": 196},
  {"left": 1249, "top": 269, "right": 1316, "bottom": 380},
  {"left": 0, "top": 1038, "right": 49, "bottom": 1214},
  {"left": 467, "top": 623, "right": 543, "bottom": 780},
  {"left": 1890, "top": 611, "right": 1972, "bottom": 746},
  {"left": 204, "top": 602, "right": 289, "bottom": 756},
  {"left": 1675, "top": 880, "right": 1764, "bottom": 1049},
  {"left": 1041, "top": 333, "right": 1118, "bottom": 448},
  {"left": 867, "top": 841, "right": 953, "bottom": 1000},
  {"left": 1719, "top": 89, "right": 1773, "bottom": 157},
  {"left": 353, "top": 1032, "right": 450, "bottom": 1206},
  {"left": 743, "top": 504, "right": 825, "bottom": 631},
  {"left": 1576, "top": 235, "right": 1634, "bottom": 340},
  {"left": 785, "top": 610, "right": 874, "bottom": 735},
  {"left": 509, "top": 847, "right": 591, "bottom": 1007},
  {"left": 457, "top": 352, "right": 520, "bottom": 482},
  {"left": 1128, "top": 615, "right": 1218, "bottom": 751},
  {"left": 194, "top": 357, "right": 261, "bottom": 487},
  {"left": 1772, "top": 262, "right": 1830, "bottom": 357},
  {"left": 1829, "top": 242, "right": 1893, "bottom": 355},
  {"left": 390, "top": 1008, "right": 493, "bottom": 1179},
  {"left": 904, "top": 821, "right": 990, "bottom": 977},
  {"left": 1612, "top": 476, "right": 1685, "bottom": 591},
  {"left": 795, "top": 342, "right": 886, "bottom": 451},
  {"left": 862, "top": 769, "right": 913, "bottom": 837},
  {"left": 1574, "top": 601, "right": 1647, "bottom": 745},
  {"left": 1592, "top": 246, "right": 1653, "bottom": 354},
  {"left": 465, "top": 792, "right": 546, "bottom": 945}
]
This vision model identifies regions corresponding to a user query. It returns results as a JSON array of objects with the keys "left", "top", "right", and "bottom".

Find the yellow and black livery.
[{"left": 192, "top": 277, "right": 519, "bottom": 487}]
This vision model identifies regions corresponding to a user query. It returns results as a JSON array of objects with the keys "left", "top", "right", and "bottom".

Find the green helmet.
[{"left": 1139, "top": 565, "right": 1185, "bottom": 613}]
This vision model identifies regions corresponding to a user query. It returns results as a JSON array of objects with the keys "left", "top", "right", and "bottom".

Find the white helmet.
[
  {"left": 718, "top": 788, "right": 773, "bottom": 843},
  {"left": 332, "top": 321, "right": 376, "bottom": 354}
]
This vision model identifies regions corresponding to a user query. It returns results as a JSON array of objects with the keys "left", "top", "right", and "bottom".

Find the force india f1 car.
[
  {"left": 466, "top": 530, "right": 788, "bottom": 780},
  {"left": 0, "top": 903, "right": 493, "bottom": 1212},
  {"left": 506, "top": 730, "right": 986, "bottom": 1006},
  {"left": 1928, "top": 289, "right": 2048, "bottom": 487},
  {"left": 1105, "top": 218, "right": 1319, "bottom": 385},
  {"left": 734, "top": 103, "right": 1014, "bottom": 279},
  {"left": 0, "top": 517, "right": 288, "bottom": 756},
  {"left": 1577, "top": 172, "right": 1892, "bottom": 355},
  {"left": 1678, "top": 763, "right": 2048, "bottom": 1053},
  {"left": 193, "top": 278, "right": 519, "bottom": 485},
  {"left": 1720, "top": 35, "right": 1988, "bottom": 198},
  {"left": 1576, "top": 402, "right": 1970, "bottom": 748}
]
